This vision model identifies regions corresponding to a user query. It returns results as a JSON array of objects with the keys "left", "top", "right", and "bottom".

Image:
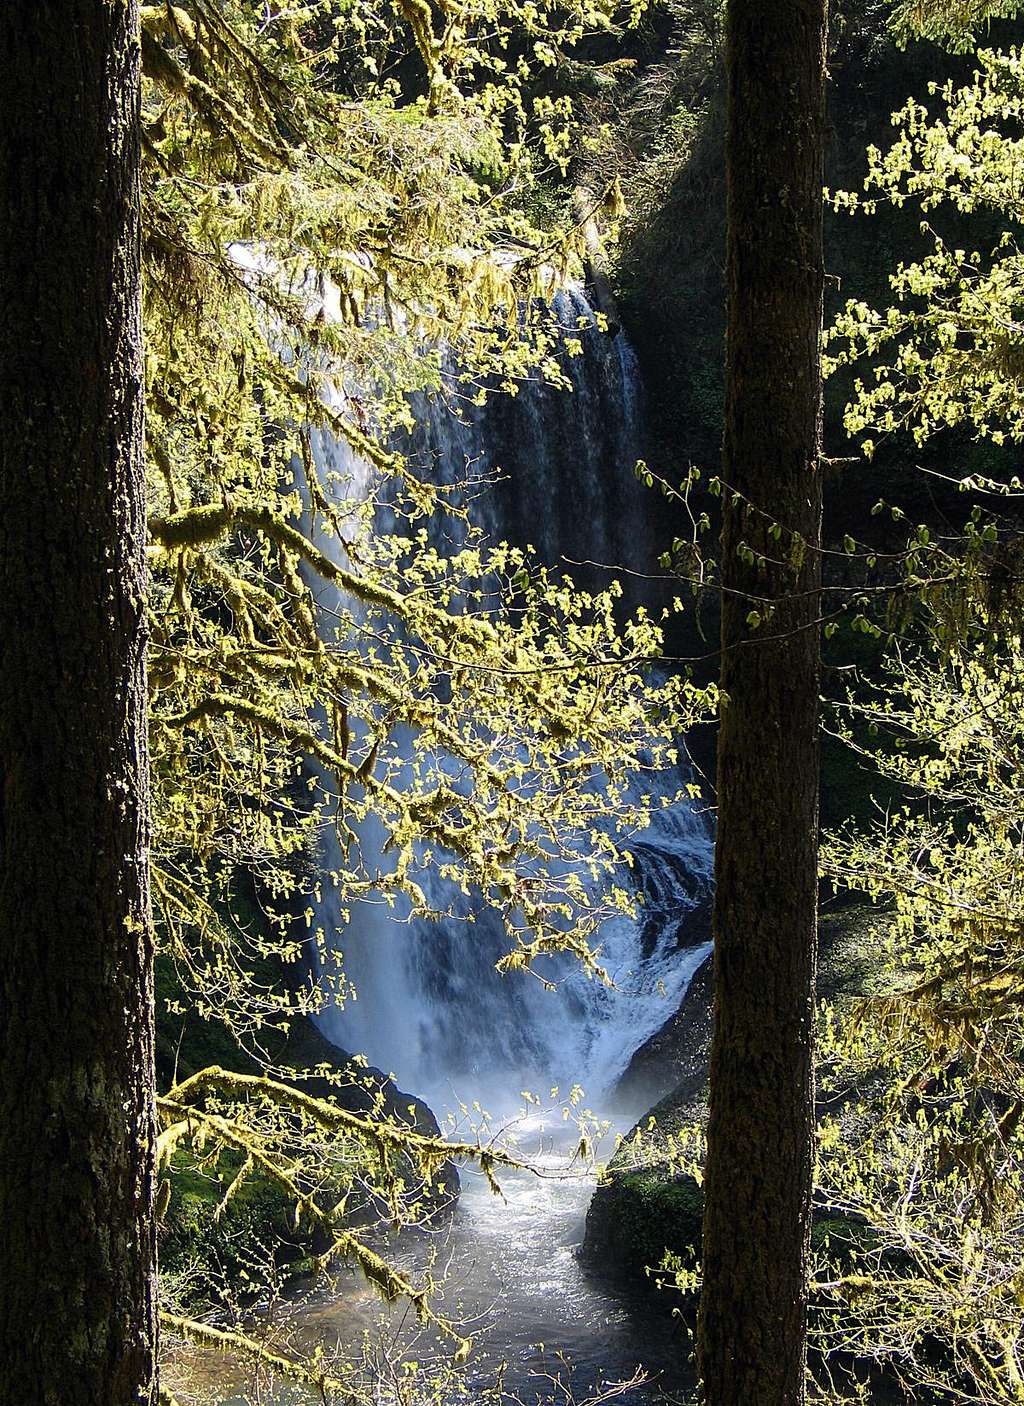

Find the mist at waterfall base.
[{"left": 276, "top": 288, "right": 713, "bottom": 1405}]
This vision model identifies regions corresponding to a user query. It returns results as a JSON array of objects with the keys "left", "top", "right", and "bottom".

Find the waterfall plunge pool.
[{"left": 171, "top": 1055, "right": 710, "bottom": 1406}]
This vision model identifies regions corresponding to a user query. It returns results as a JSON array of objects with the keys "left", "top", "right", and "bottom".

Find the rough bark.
[
  {"left": 696, "top": 3, "right": 827, "bottom": 1404},
  {"left": 0, "top": 4, "right": 157, "bottom": 1403}
]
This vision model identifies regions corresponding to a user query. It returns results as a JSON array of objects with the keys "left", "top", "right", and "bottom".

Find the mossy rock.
[
  {"left": 585, "top": 1170, "right": 883, "bottom": 1290},
  {"left": 160, "top": 1149, "right": 310, "bottom": 1302},
  {"left": 584, "top": 1169, "right": 703, "bottom": 1286}
]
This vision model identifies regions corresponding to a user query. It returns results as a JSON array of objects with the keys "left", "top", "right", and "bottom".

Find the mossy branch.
[
  {"left": 158, "top": 1096, "right": 431, "bottom": 1304},
  {"left": 161, "top": 1310, "right": 357, "bottom": 1397},
  {"left": 161, "top": 1064, "right": 523, "bottom": 1172},
  {"left": 149, "top": 502, "right": 497, "bottom": 648},
  {"left": 158, "top": 689, "right": 481, "bottom": 862}
]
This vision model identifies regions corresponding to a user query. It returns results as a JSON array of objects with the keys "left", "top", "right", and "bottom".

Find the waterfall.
[
  {"left": 395, "top": 285, "right": 650, "bottom": 587},
  {"left": 308, "top": 287, "right": 713, "bottom": 1111}
]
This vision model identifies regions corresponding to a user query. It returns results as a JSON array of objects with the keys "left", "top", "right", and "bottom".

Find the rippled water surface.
[{"left": 172, "top": 1109, "right": 698, "bottom": 1406}]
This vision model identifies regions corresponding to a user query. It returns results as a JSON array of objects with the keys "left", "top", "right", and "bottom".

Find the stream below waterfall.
[
  {"left": 180, "top": 1085, "right": 706, "bottom": 1406},
  {"left": 174, "top": 287, "right": 712, "bottom": 1405}
]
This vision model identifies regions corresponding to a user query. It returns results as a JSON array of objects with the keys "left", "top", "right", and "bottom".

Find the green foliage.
[
  {"left": 826, "top": 47, "right": 1024, "bottom": 454},
  {"left": 825, "top": 631, "right": 1024, "bottom": 1151},
  {"left": 138, "top": 0, "right": 718, "bottom": 1389},
  {"left": 890, "top": 0, "right": 1023, "bottom": 49},
  {"left": 816, "top": 44, "right": 1024, "bottom": 1390},
  {"left": 812, "top": 996, "right": 1024, "bottom": 1403},
  {"left": 823, "top": 32, "right": 1024, "bottom": 1126}
]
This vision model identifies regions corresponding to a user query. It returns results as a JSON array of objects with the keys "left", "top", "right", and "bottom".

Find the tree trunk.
[
  {"left": 0, "top": 5, "right": 157, "bottom": 1403},
  {"left": 696, "top": 3, "right": 827, "bottom": 1404}
]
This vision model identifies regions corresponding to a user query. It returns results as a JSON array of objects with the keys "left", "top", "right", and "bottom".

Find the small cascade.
[{"left": 309, "top": 286, "right": 713, "bottom": 1110}]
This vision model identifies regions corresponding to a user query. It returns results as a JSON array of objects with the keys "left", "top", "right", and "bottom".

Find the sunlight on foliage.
[
  {"left": 827, "top": 47, "right": 1024, "bottom": 454},
  {"left": 137, "top": 0, "right": 716, "bottom": 1386}
]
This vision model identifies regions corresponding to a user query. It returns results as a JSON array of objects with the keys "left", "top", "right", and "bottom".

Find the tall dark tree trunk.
[
  {"left": 0, "top": 5, "right": 157, "bottom": 1403},
  {"left": 696, "top": 3, "right": 827, "bottom": 1404}
]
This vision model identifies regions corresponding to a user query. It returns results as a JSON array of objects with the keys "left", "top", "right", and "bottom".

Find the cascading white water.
[
  {"left": 395, "top": 285, "right": 649, "bottom": 582},
  {"left": 309, "top": 287, "right": 713, "bottom": 1111}
]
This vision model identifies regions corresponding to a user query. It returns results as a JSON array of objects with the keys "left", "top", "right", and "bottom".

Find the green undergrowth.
[
  {"left": 155, "top": 918, "right": 453, "bottom": 1310},
  {"left": 160, "top": 1149, "right": 315, "bottom": 1305},
  {"left": 156, "top": 951, "right": 353, "bottom": 1307}
]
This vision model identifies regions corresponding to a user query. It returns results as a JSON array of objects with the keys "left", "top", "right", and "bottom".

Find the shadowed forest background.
[{"left": 2, "top": 2, "right": 1024, "bottom": 1404}]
